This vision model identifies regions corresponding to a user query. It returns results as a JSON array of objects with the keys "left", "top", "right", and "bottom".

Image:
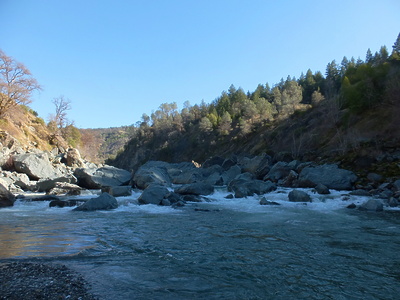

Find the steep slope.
[
  {"left": 0, "top": 105, "right": 68, "bottom": 152},
  {"left": 108, "top": 61, "right": 400, "bottom": 183}
]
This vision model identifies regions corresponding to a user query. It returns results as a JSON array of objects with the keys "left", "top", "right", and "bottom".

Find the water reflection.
[{"left": 0, "top": 222, "right": 90, "bottom": 258}]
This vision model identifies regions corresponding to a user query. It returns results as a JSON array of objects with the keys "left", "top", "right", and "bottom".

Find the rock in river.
[
  {"left": 73, "top": 193, "right": 118, "bottom": 211},
  {"left": 0, "top": 183, "right": 15, "bottom": 208}
]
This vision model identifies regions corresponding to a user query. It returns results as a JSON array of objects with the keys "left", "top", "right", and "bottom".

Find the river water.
[{"left": 1, "top": 188, "right": 400, "bottom": 299}]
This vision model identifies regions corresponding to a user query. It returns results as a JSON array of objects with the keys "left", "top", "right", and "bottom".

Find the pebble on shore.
[{"left": 0, "top": 262, "right": 98, "bottom": 300}]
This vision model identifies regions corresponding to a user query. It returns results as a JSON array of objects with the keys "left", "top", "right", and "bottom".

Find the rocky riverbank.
[
  {"left": 0, "top": 261, "right": 97, "bottom": 300},
  {"left": 0, "top": 143, "right": 399, "bottom": 213}
]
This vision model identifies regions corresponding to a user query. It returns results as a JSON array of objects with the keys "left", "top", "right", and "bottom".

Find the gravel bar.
[{"left": 0, "top": 262, "right": 98, "bottom": 300}]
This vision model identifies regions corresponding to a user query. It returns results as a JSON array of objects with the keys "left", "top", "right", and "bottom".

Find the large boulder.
[
  {"left": 239, "top": 154, "right": 271, "bottom": 179},
  {"left": 72, "top": 192, "right": 118, "bottom": 211},
  {"left": 138, "top": 184, "right": 170, "bottom": 205},
  {"left": 201, "top": 165, "right": 224, "bottom": 185},
  {"left": 36, "top": 175, "right": 78, "bottom": 192},
  {"left": 358, "top": 199, "right": 383, "bottom": 212},
  {"left": 133, "top": 161, "right": 171, "bottom": 189},
  {"left": 74, "top": 166, "right": 132, "bottom": 189},
  {"left": 288, "top": 190, "right": 312, "bottom": 202},
  {"left": 221, "top": 165, "right": 242, "bottom": 186},
  {"left": 47, "top": 182, "right": 83, "bottom": 196},
  {"left": 65, "top": 148, "right": 85, "bottom": 168},
  {"left": 13, "top": 152, "right": 61, "bottom": 180},
  {"left": 202, "top": 156, "right": 225, "bottom": 168},
  {"left": 0, "top": 183, "right": 15, "bottom": 208},
  {"left": 298, "top": 164, "right": 358, "bottom": 190},
  {"left": 228, "top": 178, "right": 276, "bottom": 198},
  {"left": 174, "top": 182, "right": 215, "bottom": 196},
  {"left": 264, "top": 161, "right": 292, "bottom": 182}
]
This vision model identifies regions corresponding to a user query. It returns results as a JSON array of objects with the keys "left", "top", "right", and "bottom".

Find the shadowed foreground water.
[{"left": 1, "top": 189, "right": 400, "bottom": 299}]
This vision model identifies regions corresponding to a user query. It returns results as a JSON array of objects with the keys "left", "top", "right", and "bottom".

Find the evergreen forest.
[{"left": 108, "top": 33, "right": 400, "bottom": 178}]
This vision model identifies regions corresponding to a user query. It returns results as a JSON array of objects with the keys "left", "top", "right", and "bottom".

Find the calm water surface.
[{"left": 1, "top": 188, "right": 400, "bottom": 299}]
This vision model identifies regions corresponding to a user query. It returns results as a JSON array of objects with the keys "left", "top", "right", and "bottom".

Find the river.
[{"left": 1, "top": 188, "right": 400, "bottom": 299}]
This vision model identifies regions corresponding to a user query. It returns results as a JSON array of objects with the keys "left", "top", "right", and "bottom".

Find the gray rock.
[
  {"left": 358, "top": 199, "right": 383, "bottom": 212},
  {"left": 314, "top": 183, "right": 330, "bottom": 195},
  {"left": 367, "top": 173, "right": 383, "bottom": 183},
  {"left": 228, "top": 178, "right": 276, "bottom": 198},
  {"left": 138, "top": 184, "right": 170, "bottom": 205},
  {"left": 259, "top": 197, "right": 280, "bottom": 205},
  {"left": 221, "top": 158, "right": 237, "bottom": 171},
  {"left": 170, "top": 168, "right": 202, "bottom": 184},
  {"left": 65, "top": 148, "right": 85, "bottom": 168},
  {"left": 133, "top": 161, "right": 171, "bottom": 189},
  {"left": 349, "top": 189, "right": 370, "bottom": 196},
  {"left": 0, "top": 183, "right": 15, "bottom": 208},
  {"left": 73, "top": 193, "right": 118, "bottom": 211},
  {"left": 101, "top": 185, "right": 132, "bottom": 197},
  {"left": 298, "top": 164, "right": 358, "bottom": 190},
  {"left": 74, "top": 166, "right": 132, "bottom": 189},
  {"left": 167, "top": 162, "right": 200, "bottom": 184},
  {"left": 182, "top": 194, "right": 205, "bottom": 202},
  {"left": 49, "top": 199, "right": 82, "bottom": 208},
  {"left": 12, "top": 173, "right": 30, "bottom": 190},
  {"left": 393, "top": 179, "right": 400, "bottom": 192},
  {"left": 347, "top": 203, "right": 357, "bottom": 209},
  {"left": 174, "top": 182, "right": 214, "bottom": 196},
  {"left": 221, "top": 165, "right": 242, "bottom": 186},
  {"left": 388, "top": 198, "right": 399, "bottom": 207},
  {"left": 36, "top": 175, "right": 78, "bottom": 192},
  {"left": 281, "top": 170, "right": 298, "bottom": 187},
  {"left": 13, "top": 152, "right": 61, "bottom": 180},
  {"left": 202, "top": 156, "right": 225, "bottom": 168},
  {"left": 264, "top": 161, "right": 291, "bottom": 182},
  {"left": 239, "top": 154, "right": 271, "bottom": 179},
  {"left": 288, "top": 190, "right": 312, "bottom": 202},
  {"left": 48, "top": 182, "right": 83, "bottom": 196}
]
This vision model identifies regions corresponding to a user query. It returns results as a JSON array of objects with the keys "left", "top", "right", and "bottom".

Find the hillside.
[
  {"left": 0, "top": 105, "right": 68, "bottom": 152},
  {"left": 78, "top": 126, "right": 136, "bottom": 163},
  {"left": 108, "top": 36, "right": 400, "bottom": 182}
]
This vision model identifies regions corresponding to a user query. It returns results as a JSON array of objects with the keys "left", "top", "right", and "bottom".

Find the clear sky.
[{"left": 1, "top": 0, "right": 399, "bottom": 128}]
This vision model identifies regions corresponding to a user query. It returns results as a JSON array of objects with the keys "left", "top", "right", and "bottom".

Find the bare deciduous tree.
[
  {"left": 49, "top": 96, "right": 72, "bottom": 130},
  {"left": 0, "top": 50, "right": 41, "bottom": 117}
]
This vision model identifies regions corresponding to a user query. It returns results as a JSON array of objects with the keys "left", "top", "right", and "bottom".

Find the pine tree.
[{"left": 391, "top": 33, "right": 400, "bottom": 60}]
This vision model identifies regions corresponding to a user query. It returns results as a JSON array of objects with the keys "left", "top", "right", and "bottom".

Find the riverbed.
[{"left": 1, "top": 188, "right": 400, "bottom": 299}]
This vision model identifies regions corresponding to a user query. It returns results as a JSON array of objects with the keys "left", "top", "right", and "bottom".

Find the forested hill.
[{"left": 108, "top": 34, "right": 400, "bottom": 179}]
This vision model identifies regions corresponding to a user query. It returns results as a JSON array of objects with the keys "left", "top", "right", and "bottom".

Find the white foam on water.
[{"left": 203, "top": 187, "right": 374, "bottom": 213}]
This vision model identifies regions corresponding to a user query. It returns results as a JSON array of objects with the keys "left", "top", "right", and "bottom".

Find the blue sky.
[{"left": 1, "top": 0, "right": 399, "bottom": 128}]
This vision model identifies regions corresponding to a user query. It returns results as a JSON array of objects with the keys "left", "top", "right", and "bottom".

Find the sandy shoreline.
[{"left": 0, "top": 261, "right": 98, "bottom": 300}]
